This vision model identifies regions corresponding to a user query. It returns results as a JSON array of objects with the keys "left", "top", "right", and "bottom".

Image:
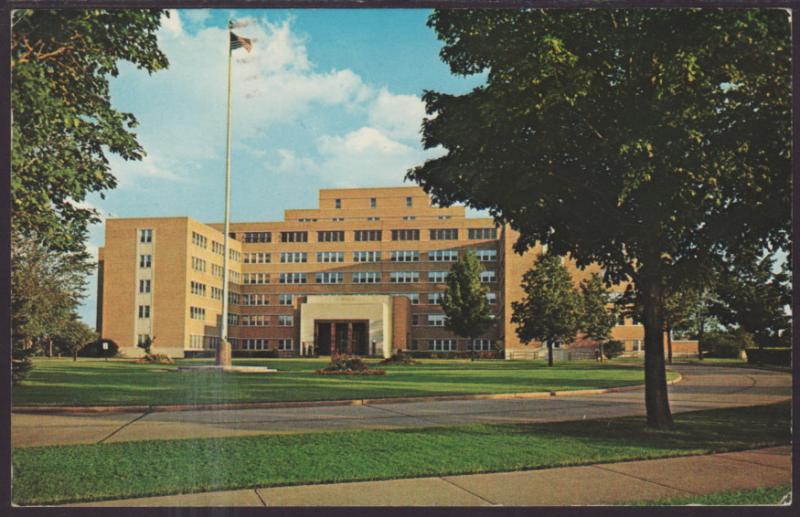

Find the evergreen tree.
[
  {"left": 441, "top": 251, "right": 495, "bottom": 360},
  {"left": 579, "top": 273, "right": 618, "bottom": 360}
]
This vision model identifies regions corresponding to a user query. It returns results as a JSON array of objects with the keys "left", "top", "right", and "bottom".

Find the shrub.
[
  {"left": 701, "top": 331, "right": 752, "bottom": 358},
  {"left": 379, "top": 351, "right": 421, "bottom": 365},
  {"left": 78, "top": 339, "right": 120, "bottom": 358},
  {"left": 316, "top": 354, "right": 385, "bottom": 375},
  {"left": 602, "top": 340, "right": 625, "bottom": 359},
  {"left": 136, "top": 353, "right": 174, "bottom": 364},
  {"left": 12, "top": 346, "right": 34, "bottom": 385},
  {"left": 746, "top": 348, "right": 791, "bottom": 366}
]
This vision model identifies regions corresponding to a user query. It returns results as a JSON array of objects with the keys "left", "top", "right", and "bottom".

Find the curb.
[{"left": 13, "top": 372, "right": 682, "bottom": 416}]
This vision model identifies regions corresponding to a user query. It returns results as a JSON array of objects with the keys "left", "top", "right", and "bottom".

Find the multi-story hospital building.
[{"left": 97, "top": 186, "right": 694, "bottom": 359}]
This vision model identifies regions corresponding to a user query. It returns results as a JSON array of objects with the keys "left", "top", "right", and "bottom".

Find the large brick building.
[{"left": 97, "top": 186, "right": 693, "bottom": 359}]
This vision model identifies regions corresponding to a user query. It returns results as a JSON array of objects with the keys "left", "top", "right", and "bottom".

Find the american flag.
[{"left": 230, "top": 32, "right": 253, "bottom": 52}]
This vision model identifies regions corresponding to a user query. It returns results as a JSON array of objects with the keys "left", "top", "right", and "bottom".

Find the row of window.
[
  {"left": 256, "top": 270, "right": 498, "bottom": 284},
  {"left": 192, "top": 231, "right": 208, "bottom": 249},
  {"left": 408, "top": 338, "right": 495, "bottom": 352},
  {"left": 188, "top": 336, "right": 294, "bottom": 351},
  {"left": 229, "top": 228, "right": 498, "bottom": 243}
]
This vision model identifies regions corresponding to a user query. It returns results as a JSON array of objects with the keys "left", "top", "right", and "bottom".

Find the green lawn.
[
  {"left": 12, "top": 402, "right": 789, "bottom": 505},
  {"left": 12, "top": 357, "right": 676, "bottom": 407},
  {"left": 632, "top": 485, "right": 791, "bottom": 506}
]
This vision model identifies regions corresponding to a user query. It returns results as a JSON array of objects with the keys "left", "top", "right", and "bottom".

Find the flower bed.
[{"left": 315, "top": 354, "right": 385, "bottom": 375}]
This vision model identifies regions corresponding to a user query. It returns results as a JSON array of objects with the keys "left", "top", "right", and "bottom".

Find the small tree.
[
  {"left": 54, "top": 319, "right": 98, "bottom": 361},
  {"left": 512, "top": 254, "right": 582, "bottom": 366},
  {"left": 441, "top": 251, "right": 495, "bottom": 360},
  {"left": 137, "top": 335, "right": 154, "bottom": 355},
  {"left": 579, "top": 272, "right": 619, "bottom": 361}
]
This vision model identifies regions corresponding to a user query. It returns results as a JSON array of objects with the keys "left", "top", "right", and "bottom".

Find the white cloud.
[
  {"left": 160, "top": 10, "right": 182, "bottom": 37},
  {"left": 109, "top": 152, "right": 185, "bottom": 188},
  {"left": 368, "top": 89, "right": 426, "bottom": 142},
  {"left": 183, "top": 9, "right": 210, "bottom": 26}
]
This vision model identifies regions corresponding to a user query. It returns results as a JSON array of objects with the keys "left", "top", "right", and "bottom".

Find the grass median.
[
  {"left": 12, "top": 401, "right": 789, "bottom": 505},
  {"left": 13, "top": 357, "right": 674, "bottom": 407}
]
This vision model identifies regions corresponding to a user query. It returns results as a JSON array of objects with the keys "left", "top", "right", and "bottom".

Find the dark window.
[
  {"left": 430, "top": 228, "right": 459, "bottom": 240},
  {"left": 392, "top": 229, "right": 420, "bottom": 241},
  {"left": 468, "top": 228, "right": 497, "bottom": 240},
  {"left": 406, "top": 197, "right": 413, "bottom": 207},
  {"left": 317, "top": 231, "right": 344, "bottom": 242},
  {"left": 243, "top": 232, "right": 271, "bottom": 243},
  {"left": 370, "top": 197, "right": 377, "bottom": 208},
  {"left": 281, "top": 231, "right": 308, "bottom": 243},
  {"left": 354, "top": 230, "right": 382, "bottom": 241},
  {"left": 335, "top": 199, "right": 341, "bottom": 209}
]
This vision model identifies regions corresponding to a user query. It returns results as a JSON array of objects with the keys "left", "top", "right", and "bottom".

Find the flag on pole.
[{"left": 230, "top": 32, "right": 253, "bottom": 52}]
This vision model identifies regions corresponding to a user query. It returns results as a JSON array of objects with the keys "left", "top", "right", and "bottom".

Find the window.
[
  {"left": 335, "top": 198, "right": 341, "bottom": 209},
  {"left": 228, "top": 313, "right": 239, "bottom": 326},
  {"left": 316, "top": 272, "right": 344, "bottom": 284},
  {"left": 469, "top": 339, "right": 494, "bottom": 351},
  {"left": 468, "top": 228, "right": 497, "bottom": 240},
  {"left": 406, "top": 293, "right": 420, "bottom": 305},
  {"left": 189, "top": 306, "right": 205, "bottom": 320},
  {"left": 281, "top": 231, "right": 308, "bottom": 243},
  {"left": 212, "top": 241, "right": 224, "bottom": 255},
  {"left": 354, "top": 230, "right": 382, "bottom": 242},
  {"left": 367, "top": 216, "right": 380, "bottom": 221},
  {"left": 429, "top": 338, "right": 455, "bottom": 351},
  {"left": 211, "top": 287, "right": 223, "bottom": 300},
  {"left": 428, "top": 292, "right": 445, "bottom": 304},
  {"left": 390, "top": 250, "right": 419, "bottom": 262},
  {"left": 437, "top": 216, "right": 451, "bottom": 220},
  {"left": 228, "top": 292, "right": 239, "bottom": 304},
  {"left": 278, "top": 338, "right": 293, "bottom": 351},
  {"left": 392, "top": 229, "right": 420, "bottom": 241},
  {"left": 353, "top": 271, "right": 380, "bottom": 283},
  {"left": 138, "top": 305, "right": 150, "bottom": 318},
  {"left": 139, "top": 279, "right": 151, "bottom": 293},
  {"left": 390, "top": 271, "right": 419, "bottom": 283},
  {"left": 280, "top": 272, "right": 307, "bottom": 284},
  {"left": 411, "top": 314, "right": 421, "bottom": 326},
  {"left": 280, "top": 252, "right": 307, "bottom": 263},
  {"left": 242, "top": 294, "right": 269, "bottom": 305},
  {"left": 475, "top": 249, "right": 498, "bottom": 262},
  {"left": 427, "top": 314, "right": 446, "bottom": 327},
  {"left": 241, "top": 315, "right": 269, "bottom": 327},
  {"left": 137, "top": 334, "right": 151, "bottom": 346},
  {"left": 318, "top": 231, "right": 344, "bottom": 242},
  {"left": 241, "top": 339, "right": 267, "bottom": 351},
  {"left": 279, "top": 294, "right": 293, "bottom": 306},
  {"left": 402, "top": 216, "right": 416, "bottom": 221},
  {"left": 480, "top": 270, "right": 497, "bottom": 283},
  {"left": 370, "top": 197, "right": 377, "bottom": 208},
  {"left": 430, "top": 228, "right": 458, "bottom": 240},
  {"left": 243, "top": 272, "right": 269, "bottom": 285},
  {"left": 486, "top": 292, "right": 497, "bottom": 305},
  {"left": 299, "top": 218, "right": 319, "bottom": 222},
  {"left": 229, "top": 270, "right": 240, "bottom": 283},
  {"left": 191, "top": 256, "right": 206, "bottom": 272},
  {"left": 228, "top": 232, "right": 237, "bottom": 240},
  {"left": 409, "top": 339, "right": 419, "bottom": 350},
  {"left": 211, "top": 264, "right": 224, "bottom": 277},
  {"left": 139, "top": 254, "right": 152, "bottom": 268},
  {"left": 278, "top": 315, "right": 294, "bottom": 327},
  {"left": 353, "top": 251, "right": 381, "bottom": 263},
  {"left": 331, "top": 217, "right": 344, "bottom": 222},
  {"left": 229, "top": 249, "right": 240, "bottom": 262},
  {"left": 192, "top": 232, "right": 208, "bottom": 248},
  {"left": 190, "top": 281, "right": 206, "bottom": 296},
  {"left": 429, "top": 250, "right": 458, "bottom": 262},
  {"left": 406, "top": 196, "right": 413, "bottom": 207},
  {"left": 139, "top": 229, "right": 152, "bottom": 243},
  {"left": 317, "top": 251, "right": 344, "bottom": 263},
  {"left": 244, "top": 252, "right": 271, "bottom": 264},
  {"left": 428, "top": 271, "right": 448, "bottom": 283},
  {"left": 243, "top": 232, "right": 271, "bottom": 243}
]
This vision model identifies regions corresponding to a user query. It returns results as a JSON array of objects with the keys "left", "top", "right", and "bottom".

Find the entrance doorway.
[{"left": 314, "top": 320, "right": 369, "bottom": 356}]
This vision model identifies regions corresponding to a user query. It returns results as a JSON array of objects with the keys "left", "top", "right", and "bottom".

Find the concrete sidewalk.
[{"left": 64, "top": 446, "right": 791, "bottom": 507}]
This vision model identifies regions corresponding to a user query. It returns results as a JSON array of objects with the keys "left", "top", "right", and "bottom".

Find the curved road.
[{"left": 12, "top": 364, "right": 791, "bottom": 448}]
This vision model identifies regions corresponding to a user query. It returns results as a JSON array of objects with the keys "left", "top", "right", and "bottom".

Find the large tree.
[
  {"left": 11, "top": 9, "right": 168, "bottom": 252},
  {"left": 511, "top": 254, "right": 582, "bottom": 367},
  {"left": 409, "top": 9, "right": 790, "bottom": 428},
  {"left": 440, "top": 250, "right": 495, "bottom": 360}
]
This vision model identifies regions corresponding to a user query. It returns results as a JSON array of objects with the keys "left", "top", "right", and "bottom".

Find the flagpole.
[{"left": 218, "top": 20, "right": 234, "bottom": 367}]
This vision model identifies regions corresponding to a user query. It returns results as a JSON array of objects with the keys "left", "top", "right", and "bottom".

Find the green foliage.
[
  {"left": 317, "top": 354, "right": 385, "bottom": 375},
  {"left": 12, "top": 347, "right": 35, "bottom": 386},
  {"left": 701, "top": 330, "right": 753, "bottom": 358},
  {"left": 79, "top": 340, "right": 120, "bottom": 358},
  {"left": 137, "top": 335, "right": 153, "bottom": 355},
  {"left": 410, "top": 8, "right": 789, "bottom": 426},
  {"left": 440, "top": 251, "right": 494, "bottom": 343},
  {"left": 54, "top": 318, "right": 97, "bottom": 359},
  {"left": 11, "top": 9, "right": 168, "bottom": 252},
  {"left": 512, "top": 254, "right": 582, "bottom": 348},
  {"left": 710, "top": 250, "right": 791, "bottom": 348},
  {"left": 603, "top": 340, "right": 625, "bottom": 359},
  {"left": 579, "top": 273, "right": 618, "bottom": 343}
]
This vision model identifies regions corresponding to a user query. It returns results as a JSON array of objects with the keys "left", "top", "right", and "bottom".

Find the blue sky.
[{"left": 79, "top": 8, "right": 486, "bottom": 324}]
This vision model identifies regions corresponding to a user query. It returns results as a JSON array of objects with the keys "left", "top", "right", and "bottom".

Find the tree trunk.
[
  {"left": 48, "top": 337, "right": 53, "bottom": 358},
  {"left": 640, "top": 277, "right": 673, "bottom": 429},
  {"left": 73, "top": 350, "right": 78, "bottom": 362},
  {"left": 547, "top": 342, "right": 553, "bottom": 367},
  {"left": 698, "top": 314, "right": 705, "bottom": 360},
  {"left": 667, "top": 325, "right": 673, "bottom": 365}
]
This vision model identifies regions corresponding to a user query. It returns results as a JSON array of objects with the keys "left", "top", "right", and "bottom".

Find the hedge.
[{"left": 745, "top": 348, "right": 791, "bottom": 366}]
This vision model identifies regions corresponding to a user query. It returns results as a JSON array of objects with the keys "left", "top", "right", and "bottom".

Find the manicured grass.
[
  {"left": 631, "top": 485, "right": 791, "bottom": 506},
  {"left": 12, "top": 357, "right": 676, "bottom": 407},
  {"left": 11, "top": 401, "right": 789, "bottom": 505}
]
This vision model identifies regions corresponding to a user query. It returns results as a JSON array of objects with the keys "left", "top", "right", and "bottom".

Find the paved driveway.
[{"left": 12, "top": 364, "right": 791, "bottom": 448}]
